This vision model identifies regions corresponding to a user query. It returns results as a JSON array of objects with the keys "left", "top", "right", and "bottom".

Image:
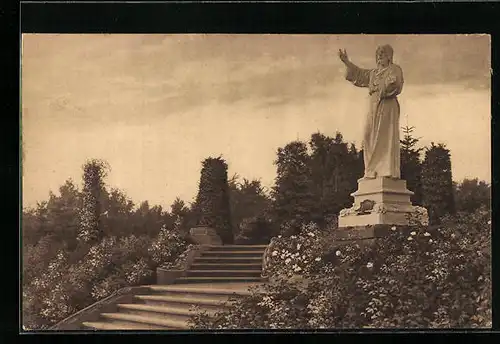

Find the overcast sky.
[{"left": 21, "top": 34, "right": 491, "bottom": 209}]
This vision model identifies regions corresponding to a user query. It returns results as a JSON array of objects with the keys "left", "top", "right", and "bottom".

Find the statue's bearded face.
[{"left": 376, "top": 49, "right": 391, "bottom": 68}]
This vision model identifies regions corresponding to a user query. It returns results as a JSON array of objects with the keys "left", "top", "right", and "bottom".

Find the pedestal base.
[
  {"left": 339, "top": 210, "right": 412, "bottom": 227},
  {"left": 189, "top": 226, "right": 222, "bottom": 245},
  {"left": 338, "top": 177, "right": 428, "bottom": 227}
]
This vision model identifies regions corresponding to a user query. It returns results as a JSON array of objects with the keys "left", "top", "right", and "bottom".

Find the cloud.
[{"left": 22, "top": 34, "right": 490, "bottom": 125}]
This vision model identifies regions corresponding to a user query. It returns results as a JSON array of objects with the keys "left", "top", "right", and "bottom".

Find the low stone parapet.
[{"left": 50, "top": 286, "right": 151, "bottom": 331}]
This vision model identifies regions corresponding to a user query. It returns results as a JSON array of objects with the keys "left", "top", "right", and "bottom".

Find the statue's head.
[{"left": 376, "top": 44, "right": 393, "bottom": 68}]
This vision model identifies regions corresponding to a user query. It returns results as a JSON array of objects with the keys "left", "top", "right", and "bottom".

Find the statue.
[
  {"left": 338, "top": 45, "right": 404, "bottom": 180},
  {"left": 336, "top": 44, "right": 428, "bottom": 227}
]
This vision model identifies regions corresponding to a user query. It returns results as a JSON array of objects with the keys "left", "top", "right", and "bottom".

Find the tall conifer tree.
[{"left": 421, "top": 143, "right": 455, "bottom": 224}]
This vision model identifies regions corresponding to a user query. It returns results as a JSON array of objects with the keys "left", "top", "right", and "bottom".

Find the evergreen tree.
[
  {"left": 229, "top": 176, "right": 272, "bottom": 238},
  {"left": 78, "top": 159, "right": 110, "bottom": 243},
  {"left": 130, "top": 201, "right": 164, "bottom": 238},
  {"left": 349, "top": 143, "right": 364, "bottom": 188},
  {"left": 272, "top": 141, "right": 314, "bottom": 233},
  {"left": 400, "top": 126, "right": 423, "bottom": 205},
  {"left": 454, "top": 178, "right": 491, "bottom": 213},
  {"left": 45, "top": 180, "right": 82, "bottom": 250},
  {"left": 194, "top": 157, "right": 234, "bottom": 244},
  {"left": 421, "top": 143, "right": 455, "bottom": 224},
  {"left": 170, "top": 197, "right": 191, "bottom": 232},
  {"left": 308, "top": 132, "right": 361, "bottom": 228},
  {"left": 100, "top": 188, "right": 135, "bottom": 238}
]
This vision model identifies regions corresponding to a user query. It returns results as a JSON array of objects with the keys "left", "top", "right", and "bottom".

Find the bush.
[
  {"left": 23, "top": 226, "right": 188, "bottom": 330},
  {"left": 263, "top": 222, "right": 332, "bottom": 277},
  {"left": 234, "top": 216, "right": 277, "bottom": 245},
  {"left": 191, "top": 209, "right": 491, "bottom": 329}
]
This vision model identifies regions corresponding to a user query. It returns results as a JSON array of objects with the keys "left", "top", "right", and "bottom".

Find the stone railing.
[{"left": 50, "top": 286, "right": 151, "bottom": 331}]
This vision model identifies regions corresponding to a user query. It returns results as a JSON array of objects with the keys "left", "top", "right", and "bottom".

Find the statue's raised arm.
[
  {"left": 338, "top": 44, "right": 403, "bottom": 180},
  {"left": 338, "top": 48, "right": 372, "bottom": 88}
]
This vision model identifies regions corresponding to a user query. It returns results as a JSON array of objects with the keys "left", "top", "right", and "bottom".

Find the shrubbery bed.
[{"left": 190, "top": 208, "right": 491, "bottom": 329}]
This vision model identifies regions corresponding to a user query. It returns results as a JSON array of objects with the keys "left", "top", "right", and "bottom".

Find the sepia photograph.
[{"left": 21, "top": 34, "right": 491, "bottom": 331}]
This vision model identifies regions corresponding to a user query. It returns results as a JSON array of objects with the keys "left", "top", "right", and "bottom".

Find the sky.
[{"left": 21, "top": 34, "right": 491, "bottom": 210}]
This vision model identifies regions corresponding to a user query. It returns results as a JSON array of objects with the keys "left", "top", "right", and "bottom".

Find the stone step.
[
  {"left": 206, "top": 245, "right": 268, "bottom": 252},
  {"left": 135, "top": 294, "right": 232, "bottom": 310},
  {"left": 82, "top": 320, "right": 168, "bottom": 331},
  {"left": 147, "top": 283, "right": 260, "bottom": 297},
  {"left": 117, "top": 303, "right": 215, "bottom": 322},
  {"left": 201, "top": 250, "right": 265, "bottom": 257},
  {"left": 194, "top": 256, "right": 262, "bottom": 264},
  {"left": 100, "top": 312, "right": 189, "bottom": 330},
  {"left": 190, "top": 262, "right": 263, "bottom": 270},
  {"left": 186, "top": 269, "right": 262, "bottom": 278},
  {"left": 173, "top": 276, "right": 264, "bottom": 284}
]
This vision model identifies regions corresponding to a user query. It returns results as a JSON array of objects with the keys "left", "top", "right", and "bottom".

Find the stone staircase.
[
  {"left": 81, "top": 244, "right": 268, "bottom": 330},
  {"left": 174, "top": 244, "right": 267, "bottom": 284}
]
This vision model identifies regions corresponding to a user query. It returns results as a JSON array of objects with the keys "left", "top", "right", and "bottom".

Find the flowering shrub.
[
  {"left": 160, "top": 244, "right": 198, "bottom": 270},
  {"left": 23, "top": 226, "right": 188, "bottom": 330},
  {"left": 263, "top": 222, "right": 334, "bottom": 277},
  {"left": 188, "top": 278, "right": 311, "bottom": 329},
  {"left": 148, "top": 225, "right": 188, "bottom": 265},
  {"left": 191, "top": 208, "right": 491, "bottom": 329}
]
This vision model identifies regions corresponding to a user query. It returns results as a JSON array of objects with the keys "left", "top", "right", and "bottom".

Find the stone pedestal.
[
  {"left": 189, "top": 226, "right": 222, "bottom": 245},
  {"left": 338, "top": 177, "right": 422, "bottom": 227}
]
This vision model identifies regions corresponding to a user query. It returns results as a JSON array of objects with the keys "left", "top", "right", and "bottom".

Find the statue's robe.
[{"left": 345, "top": 62, "right": 404, "bottom": 179}]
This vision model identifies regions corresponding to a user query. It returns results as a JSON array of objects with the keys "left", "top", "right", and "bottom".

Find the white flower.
[
  {"left": 488, "top": 220, "right": 491, "bottom": 225},
  {"left": 366, "top": 262, "right": 374, "bottom": 269},
  {"left": 308, "top": 232, "right": 315, "bottom": 237},
  {"left": 285, "top": 258, "right": 291, "bottom": 264},
  {"left": 429, "top": 239, "right": 433, "bottom": 243},
  {"left": 451, "top": 234, "right": 456, "bottom": 238},
  {"left": 294, "top": 266, "right": 302, "bottom": 272},
  {"left": 315, "top": 257, "right": 321, "bottom": 261},
  {"left": 297, "top": 244, "right": 301, "bottom": 250},
  {"left": 407, "top": 237, "right": 413, "bottom": 241},
  {"left": 291, "top": 235, "right": 297, "bottom": 239},
  {"left": 410, "top": 231, "right": 416, "bottom": 236},
  {"left": 336, "top": 250, "right": 341, "bottom": 256},
  {"left": 391, "top": 226, "right": 397, "bottom": 231},
  {"left": 278, "top": 235, "right": 282, "bottom": 238},
  {"left": 424, "top": 232, "right": 431, "bottom": 237},
  {"left": 272, "top": 251, "right": 278, "bottom": 257}
]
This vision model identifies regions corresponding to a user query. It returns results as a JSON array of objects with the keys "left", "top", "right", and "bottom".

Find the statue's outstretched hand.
[{"left": 338, "top": 49, "right": 349, "bottom": 64}]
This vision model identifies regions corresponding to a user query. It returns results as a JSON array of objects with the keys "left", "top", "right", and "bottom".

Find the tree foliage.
[
  {"left": 78, "top": 159, "right": 110, "bottom": 244},
  {"left": 272, "top": 141, "right": 315, "bottom": 234},
  {"left": 400, "top": 126, "right": 423, "bottom": 205},
  {"left": 271, "top": 133, "right": 362, "bottom": 234},
  {"left": 229, "top": 175, "right": 272, "bottom": 239},
  {"left": 308, "top": 132, "right": 362, "bottom": 227},
  {"left": 453, "top": 178, "right": 491, "bottom": 213},
  {"left": 194, "top": 157, "right": 234, "bottom": 244},
  {"left": 421, "top": 143, "right": 455, "bottom": 224}
]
